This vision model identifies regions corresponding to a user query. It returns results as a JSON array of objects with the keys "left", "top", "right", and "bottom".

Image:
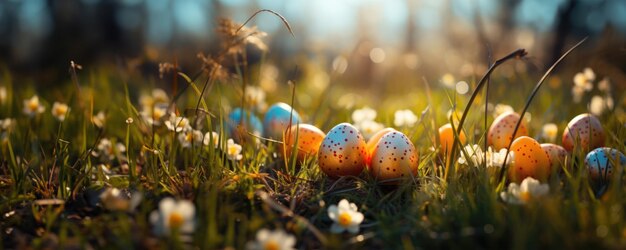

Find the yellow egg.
[
  {"left": 438, "top": 123, "right": 467, "bottom": 157},
  {"left": 283, "top": 124, "right": 326, "bottom": 162},
  {"left": 508, "top": 136, "right": 551, "bottom": 183},
  {"left": 318, "top": 123, "right": 367, "bottom": 178},
  {"left": 369, "top": 131, "right": 419, "bottom": 183},
  {"left": 488, "top": 111, "right": 528, "bottom": 150}
]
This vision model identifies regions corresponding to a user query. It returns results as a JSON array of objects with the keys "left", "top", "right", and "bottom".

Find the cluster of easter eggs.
[
  {"left": 230, "top": 105, "right": 622, "bottom": 185},
  {"left": 478, "top": 111, "right": 622, "bottom": 183}
]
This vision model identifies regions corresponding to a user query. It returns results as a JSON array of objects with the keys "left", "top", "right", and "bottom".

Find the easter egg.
[
  {"left": 438, "top": 123, "right": 467, "bottom": 156},
  {"left": 562, "top": 113, "right": 605, "bottom": 153},
  {"left": 227, "top": 108, "right": 263, "bottom": 142},
  {"left": 263, "top": 102, "right": 302, "bottom": 140},
  {"left": 585, "top": 147, "right": 626, "bottom": 182},
  {"left": 369, "top": 131, "right": 420, "bottom": 183},
  {"left": 283, "top": 124, "right": 326, "bottom": 162},
  {"left": 365, "top": 128, "right": 396, "bottom": 167},
  {"left": 488, "top": 111, "right": 528, "bottom": 150},
  {"left": 508, "top": 136, "right": 551, "bottom": 183},
  {"left": 540, "top": 143, "right": 568, "bottom": 172},
  {"left": 318, "top": 123, "right": 367, "bottom": 178}
]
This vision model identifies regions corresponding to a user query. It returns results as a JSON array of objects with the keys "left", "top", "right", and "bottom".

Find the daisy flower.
[
  {"left": 500, "top": 177, "right": 549, "bottom": 204},
  {"left": 51, "top": 102, "right": 70, "bottom": 122},
  {"left": 93, "top": 138, "right": 126, "bottom": 160},
  {"left": 165, "top": 113, "right": 191, "bottom": 132},
  {"left": 245, "top": 86, "right": 268, "bottom": 112},
  {"left": 351, "top": 107, "right": 377, "bottom": 124},
  {"left": 178, "top": 129, "right": 203, "bottom": 148},
  {"left": 246, "top": 228, "right": 296, "bottom": 250},
  {"left": 393, "top": 109, "right": 418, "bottom": 128},
  {"left": 354, "top": 120, "right": 384, "bottom": 140},
  {"left": 203, "top": 131, "right": 219, "bottom": 148},
  {"left": 458, "top": 144, "right": 484, "bottom": 166},
  {"left": 140, "top": 105, "right": 167, "bottom": 126},
  {"left": 92, "top": 111, "right": 106, "bottom": 128},
  {"left": 23, "top": 95, "right": 45, "bottom": 117},
  {"left": 149, "top": 197, "right": 195, "bottom": 236},
  {"left": 226, "top": 139, "right": 243, "bottom": 161},
  {"left": 328, "top": 199, "right": 364, "bottom": 234}
]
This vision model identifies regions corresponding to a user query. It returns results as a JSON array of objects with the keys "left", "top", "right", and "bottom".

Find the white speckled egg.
[
  {"left": 562, "top": 113, "right": 605, "bottom": 153},
  {"left": 263, "top": 102, "right": 302, "bottom": 140},
  {"left": 488, "top": 111, "right": 528, "bottom": 150},
  {"left": 318, "top": 123, "right": 367, "bottom": 178},
  {"left": 585, "top": 147, "right": 626, "bottom": 182},
  {"left": 369, "top": 131, "right": 419, "bottom": 183},
  {"left": 540, "top": 143, "right": 568, "bottom": 172}
]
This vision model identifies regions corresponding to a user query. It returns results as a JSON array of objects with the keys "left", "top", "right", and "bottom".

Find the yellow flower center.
[
  {"left": 338, "top": 212, "right": 352, "bottom": 227},
  {"left": 228, "top": 145, "right": 239, "bottom": 155},
  {"left": 28, "top": 100, "right": 39, "bottom": 111},
  {"left": 186, "top": 133, "right": 193, "bottom": 142},
  {"left": 54, "top": 106, "right": 68, "bottom": 117},
  {"left": 264, "top": 240, "right": 279, "bottom": 250},
  {"left": 520, "top": 191, "right": 531, "bottom": 202},
  {"left": 169, "top": 212, "right": 184, "bottom": 229}
]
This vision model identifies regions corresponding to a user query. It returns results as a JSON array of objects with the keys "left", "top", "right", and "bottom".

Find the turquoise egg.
[
  {"left": 263, "top": 103, "right": 301, "bottom": 140},
  {"left": 585, "top": 147, "right": 626, "bottom": 182},
  {"left": 227, "top": 108, "right": 263, "bottom": 142}
]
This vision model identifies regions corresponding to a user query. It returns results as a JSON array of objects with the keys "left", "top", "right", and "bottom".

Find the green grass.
[{"left": 1, "top": 23, "right": 626, "bottom": 250}]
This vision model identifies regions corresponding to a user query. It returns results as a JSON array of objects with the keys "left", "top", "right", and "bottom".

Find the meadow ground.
[{"left": 1, "top": 16, "right": 626, "bottom": 250}]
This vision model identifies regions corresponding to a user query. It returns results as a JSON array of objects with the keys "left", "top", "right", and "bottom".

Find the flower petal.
[
  {"left": 327, "top": 205, "right": 338, "bottom": 220},
  {"left": 330, "top": 223, "right": 345, "bottom": 234}
]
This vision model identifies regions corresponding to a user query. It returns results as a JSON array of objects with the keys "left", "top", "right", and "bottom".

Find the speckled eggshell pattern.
[
  {"left": 369, "top": 131, "right": 419, "bottom": 182},
  {"left": 284, "top": 124, "right": 326, "bottom": 162},
  {"left": 365, "top": 128, "right": 396, "bottom": 168},
  {"left": 541, "top": 143, "right": 568, "bottom": 172},
  {"left": 318, "top": 123, "right": 367, "bottom": 178},
  {"left": 438, "top": 123, "right": 467, "bottom": 156},
  {"left": 488, "top": 111, "right": 528, "bottom": 150},
  {"left": 585, "top": 147, "right": 626, "bottom": 182},
  {"left": 263, "top": 102, "right": 301, "bottom": 140},
  {"left": 562, "top": 113, "right": 605, "bottom": 153},
  {"left": 508, "top": 136, "right": 551, "bottom": 183}
]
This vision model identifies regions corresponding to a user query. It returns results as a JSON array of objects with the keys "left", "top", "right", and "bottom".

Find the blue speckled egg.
[
  {"left": 263, "top": 102, "right": 301, "bottom": 140},
  {"left": 585, "top": 147, "right": 626, "bottom": 182},
  {"left": 227, "top": 108, "right": 263, "bottom": 142}
]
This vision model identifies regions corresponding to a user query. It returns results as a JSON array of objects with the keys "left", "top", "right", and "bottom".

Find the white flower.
[
  {"left": 226, "top": 139, "right": 243, "bottom": 161},
  {"left": 573, "top": 72, "right": 593, "bottom": 91},
  {"left": 1, "top": 118, "right": 15, "bottom": 141},
  {"left": 140, "top": 88, "right": 170, "bottom": 110},
  {"left": 178, "top": 129, "right": 203, "bottom": 148},
  {"left": 140, "top": 105, "right": 167, "bottom": 126},
  {"left": 23, "top": 95, "right": 46, "bottom": 117},
  {"left": 393, "top": 109, "right": 418, "bottom": 127},
  {"left": 583, "top": 67, "right": 596, "bottom": 82},
  {"left": 327, "top": 199, "right": 364, "bottom": 234},
  {"left": 354, "top": 120, "right": 384, "bottom": 140},
  {"left": 541, "top": 123, "right": 558, "bottom": 143},
  {"left": 351, "top": 107, "right": 377, "bottom": 124},
  {"left": 165, "top": 113, "right": 191, "bottom": 132},
  {"left": 589, "top": 95, "right": 608, "bottom": 116},
  {"left": 149, "top": 197, "right": 195, "bottom": 236},
  {"left": 500, "top": 177, "right": 549, "bottom": 204},
  {"left": 203, "top": 131, "right": 219, "bottom": 148},
  {"left": 0, "top": 86, "right": 6, "bottom": 104},
  {"left": 245, "top": 86, "right": 267, "bottom": 112},
  {"left": 487, "top": 147, "right": 514, "bottom": 168},
  {"left": 597, "top": 77, "right": 611, "bottom": 92},
  {"left": 246, "top": 228, "right": 296, "bottom": 250},
  {"left": 92, "top": 111, "right": 106, "bottom": 128},
  {"left": 493, "top": 104, "right": 513, "bottom": 118},
  {"left": 94, "top": 138, "right": 126, "bottom": 160},
  {"left": 572, "top": 85, "right": 585, "bottom": 103},
  {"left": 99, "top": 188, "right": 142, "bottom": 212},
  {"left": 458, "top": 144, "right": 484, "bottom": 166},
  {"left": 51, "top": 102, "right": 70, "bottom": 122}
]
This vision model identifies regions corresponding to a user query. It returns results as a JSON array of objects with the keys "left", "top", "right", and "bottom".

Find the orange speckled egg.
[
  {"left": 562, "top": 113, "right": 605, "bottom": 153},
  {"left": 365, "top": 128, "right": 396, "bottom": 167},
  {"left": 438, "top": 123, "right": 467, "bottom": 156},
  {"left": 283, "top": 124, "right": 326, "bottom": 162},
  {"left": 370, "top": 131, "right": 419, "bottom": 183},
  {"left": 318, "top": 123, "right": 367, "bottom": 178},
  {"left": 540, "top": 143, "right": 568, "bottom": 172},
  {"left": 508, "top": 136, "right": 551, "bottom": 183},
  {"left": 488, "top": 111, "right": 528, "bottom": 150}
]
